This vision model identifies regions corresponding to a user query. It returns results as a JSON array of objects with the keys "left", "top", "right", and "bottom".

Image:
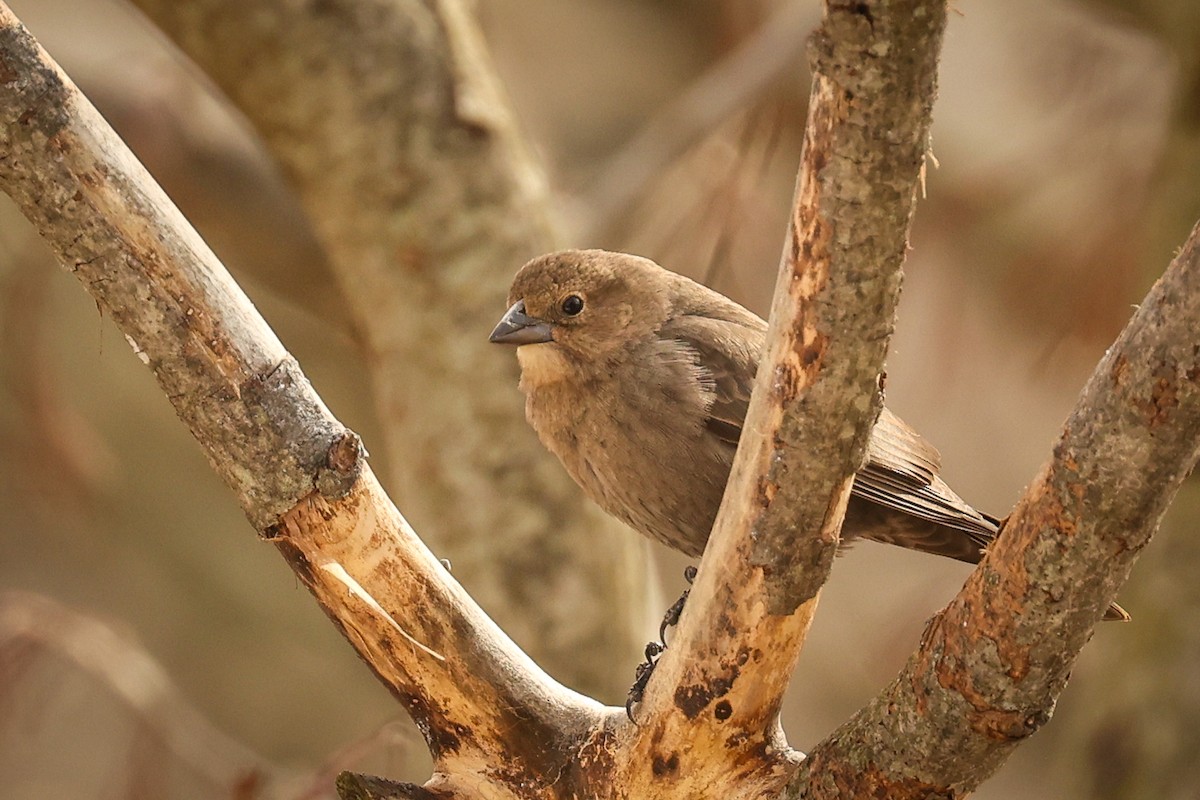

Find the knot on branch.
[
  {"left": 317, "top": 429, "right": 366, "bottom": 498},
  {"left": 230, "top": 357, "right": 369, "bottom": 525}
]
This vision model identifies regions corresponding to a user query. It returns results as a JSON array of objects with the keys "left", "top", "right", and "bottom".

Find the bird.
[{"left": 489, "top": 249, "right": 1128, "bottom": 622}]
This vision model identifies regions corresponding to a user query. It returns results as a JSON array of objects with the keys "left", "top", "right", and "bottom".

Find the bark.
[
  {"left": 617, "top": 2, "right": 947, "bottom": 788},
  {"left": 0, "top": 14, "right": 333, "bottom": 531},
  {"left": 4, "top": 0, "right": 1196, "bottom": 798},
  {"left": 0, "top": 5, "right": 600, "bottom": 793},
  {"left": 1026, "top": 6, "right": 1200, "bottom": 796},
  {"left": 788, "top": 207, "right": 1200, "bottom": 796},
  {"left": 0, "top": 0, "right": 944, "bottom": 795},
  {"left": 337, "top": 772, "right": 436, "bottom": 800},
  {"left": 123, "top": 0, "right": 652, "bottom": 699}
]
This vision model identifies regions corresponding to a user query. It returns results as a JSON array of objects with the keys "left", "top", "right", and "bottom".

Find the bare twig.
[{"left": 0, "top": 591, "right": 275, "bottom": 793}]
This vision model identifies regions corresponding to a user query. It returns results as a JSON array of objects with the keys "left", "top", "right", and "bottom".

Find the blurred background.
[{"left": 1, "top": 0, "right": 1199, "bottom": 798}]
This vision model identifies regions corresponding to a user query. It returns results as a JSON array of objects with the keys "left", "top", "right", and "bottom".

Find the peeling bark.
[
  {"left": 620, "top": 3, "right": 947, "bottom": 782},
  {"left": 0, "top": 0, "right": 948, "bottom": 794}
]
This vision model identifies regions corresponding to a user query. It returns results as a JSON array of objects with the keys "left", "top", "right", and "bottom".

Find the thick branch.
[
  {"left": 0, "top": 5, "right": 598, "bottom": 790},
  {"left": 125, "top": 0, "right": 652, "bottom": 697},
  {"left": 791, "top": 220, "right": 1200, "bottom": 794},
  {"left": 337, "top": 772, "right": 434, "bottom": 800},
  {"left": 0, "top": 10, "right": 322, "bottom": 530},
  {"left": 619, "top": 0, "right": 947, "bottom": 789}
]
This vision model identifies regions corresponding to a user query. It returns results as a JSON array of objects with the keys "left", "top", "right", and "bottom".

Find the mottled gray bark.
[
  {"left": 0, "top": 7, "right": 349, "bottom": 530},
  {"left": 789, "top": 208, "right": 1200, "bottom": 796},
  {"left": 0, "top": 0, "right": 938, "bottom": 795},
  {"left": 0, "top": 7, "right": 602, "bottom": 793},
  {"left": 124, "top": 0, "right": 651, "bottom": 699}
]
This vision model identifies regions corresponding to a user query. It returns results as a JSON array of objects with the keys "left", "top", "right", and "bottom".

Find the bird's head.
[{"left": 489, "top": 250, "right": 673, "bottom": 365}]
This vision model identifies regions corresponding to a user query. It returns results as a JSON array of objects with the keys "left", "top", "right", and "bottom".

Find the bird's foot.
[
  {"left": 625, "top": 640, "right": 664, "bottom": 722},
  {"left": 657, "top": 565, "right": 698, "bottom": 644},
  {"left": 627, "top": 567, "right": 700, "bottom": 722}
]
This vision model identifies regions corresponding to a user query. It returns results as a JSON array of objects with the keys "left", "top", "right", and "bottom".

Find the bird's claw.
[
  {"left": 629, "top": 567, "right": 700, "bottom": 721},
  {"left": 657, "top": 565, "right": 698, "bottom": 644},
  {"left": 625, "top": 640, "right": 664, "bottom": 722}
]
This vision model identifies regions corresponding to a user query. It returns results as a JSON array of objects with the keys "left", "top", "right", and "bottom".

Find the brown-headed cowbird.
[{"left": 490, "top": 249, "right": 1128, "bottom": 621}]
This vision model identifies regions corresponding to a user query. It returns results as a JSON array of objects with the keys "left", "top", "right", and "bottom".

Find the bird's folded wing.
[
  {"left": 661, "top": 313, "right": 764, "bottom": 446},
  {"left": 855, "top": 409, "right": 997, "bottom": 543},
  {"left": 666, "top": 312, "right": 996, "bottom": 543}
]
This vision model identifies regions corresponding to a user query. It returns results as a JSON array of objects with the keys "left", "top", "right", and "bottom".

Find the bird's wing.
[
  {"left": 659, "top": 313, "right": 763, "bottom": 446},
  {"left": 664, "top": 312, "right": 996, "bottom": 543},
  {"left": 662, "top": 307, "right": 988, "bottom": 544},
  {"left": 854, "top": 408, "right": 998, "bottom": 544}
]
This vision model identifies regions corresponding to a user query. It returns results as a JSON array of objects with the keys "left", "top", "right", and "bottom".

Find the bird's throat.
[{"left": 517, "top": 343, "right": 572, "bottom": 389}]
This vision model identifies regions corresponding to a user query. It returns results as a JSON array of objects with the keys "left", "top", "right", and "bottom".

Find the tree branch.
[
  {"left": 0, "top": 4, "right": 599, "bottom": 790},
  {"left": 621, "top": 0, "right": 947, "bottom": 783},
  {"left": 0, "top": 0, "right": 949, "bottom": 794},
  {"left": 791, "top": 219, "right": 1200, "bottom": 797},
  {"left": 337, "top": 772, "right": 437, "bottom": 800},
  {"left": 6, "top": 1, "right": 1191, "bottom": 797},
  {"left": 0, "top": 591, "right": 277, "bottom": 792},
  {"left": 124, "top": 0, "right": 653, "bottom": 698}
]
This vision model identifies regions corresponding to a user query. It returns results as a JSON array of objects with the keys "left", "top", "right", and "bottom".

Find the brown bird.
[{"left": 490, "top": 249, "right": 1128, "bottom": 621}]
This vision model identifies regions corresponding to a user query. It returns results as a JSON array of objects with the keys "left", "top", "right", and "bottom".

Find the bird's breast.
[{"left": 518, "top": 360, "right": 728, "bottom": 558}]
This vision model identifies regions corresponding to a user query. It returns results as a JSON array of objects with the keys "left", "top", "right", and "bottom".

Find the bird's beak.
[{"left": 488, "top": 300, "right": 554, "bottom": 345}]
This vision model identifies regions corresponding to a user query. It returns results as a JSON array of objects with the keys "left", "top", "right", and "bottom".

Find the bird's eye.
[{"left": 561, "top": 294, "right": 584, "bottom": 316}]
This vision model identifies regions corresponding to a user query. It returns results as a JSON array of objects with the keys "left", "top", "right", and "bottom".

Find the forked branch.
[{"left": 3, "top": 0, "right": 1193, "bottom": 798}]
